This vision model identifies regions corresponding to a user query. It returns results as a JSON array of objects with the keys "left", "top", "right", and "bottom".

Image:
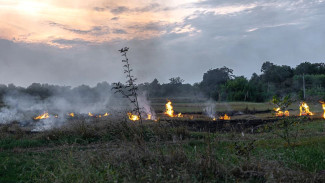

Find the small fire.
[
  {"left": 320, "top": 101, "right": 325, "bottom": 119},
  {"left": 88, "top": 112, "right": 94, "bottom": 117},
  {"left": 274, "top": 108, "right": 289, "bottom": 117},
  {"left": 219, "top": 114, "right": 230, "bottom": 120},
  {"left": 103, "top": 113, "right": 109, "bottom": 117},
  {"left": 128, "top": 113, "right": 140, "bottom": 121},
  {"left": 98, "top": 115, "right": 102, "bottom": 118},
  {"left": 54, "top": 115, "right": 58, "bottom": 118},
  {"left": 213, "top": 117, "right": 216, "bottom": 121},
  {"left": 69, "top": 113, "right": 74, "bottom": 117},
  {"left": 299, "top": 102, "right": 314, "bottom": 116},
  {"left": 164, "top": 100, "right": 183, "bottom": 117},
  {"left": 146, "top": 114, "right": 152, "bottom": 120},
  {"left": 34, "top": 112, "right": 50, "bottom": 120}
]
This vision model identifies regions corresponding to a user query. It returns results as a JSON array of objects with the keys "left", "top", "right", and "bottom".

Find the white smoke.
[
  {"left": 138, "top": 92, "right": 156, "bottom": 120},
  {"left": 0, "top": 85, "right": 113, "bottom": 130},
  {"left": 204, "top": 99, "right": 216, "bottom": 119}
]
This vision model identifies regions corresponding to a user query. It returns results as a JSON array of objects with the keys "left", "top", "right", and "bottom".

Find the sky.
[{"left": 0, "top": 0, "right": 325, "bottom": 87}]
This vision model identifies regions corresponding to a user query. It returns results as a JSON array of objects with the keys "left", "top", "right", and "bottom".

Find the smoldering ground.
[{"left": 0, "top": 83, "right": 156, "bottom": 131}]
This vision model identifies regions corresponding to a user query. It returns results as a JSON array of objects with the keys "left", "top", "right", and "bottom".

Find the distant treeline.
[{"left": 0, "top": 61, "right": 324, "bottom": 103}]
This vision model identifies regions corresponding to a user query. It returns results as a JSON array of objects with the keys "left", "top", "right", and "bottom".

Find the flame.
[
  {"left": 164, "top": 100, "right": 183, "bottom": 117},
  {"left": 177, "top": 113, "right": 183, "bottom": 117},
  {"left": 88, "top": 112, "right": 94, "bottom": 117},
  {"left": 128, "top": 113, "right": 140, "bottom": 121},
  {"left": 69, "top": 113, "right": 74, "bottom": 117},
  {"left": 320, "top": 101, "right": 325, "bottom": 119},
  {"left": 213, "top": 117, "right": 216, "bottom": 121},
  {"left": 219, "top": 114, "right": 230, "bottom": 120},
  {"left": 165, "top": 101, "right": 175, "bottom": 117},
  {"left": 274, "top": 108, "right": 289, "bottom": 117},
  {"left": 98, "top": 115, "right": 102, "bottom": 118},
  {"left": 34, "top": 112, "right": 50, "bottom": 120},
  {"left": 299, "top": 102, "right": 314, "bottom": 116},
  {"left": 146, "top": 114, "right": 152, "bottom": 120},
  {"left": 103, "top": 113, "right": 109, "bottom": 117},
  {"left": 54, "top": 115, "right": 58, "bottom": 118}
]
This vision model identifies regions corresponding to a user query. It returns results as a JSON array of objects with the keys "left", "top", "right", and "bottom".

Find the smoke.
[
  {"left": 0, "top": 84, "right": 114, "bottom": 130},
  {"left": 138, "top": 91, "right": 156, "bottom": 120},
  {"left": 0, "top": 83, "right": 158, "bottom": 130},
  {"left": 204, "top": 99, "right": 216, "bottom": 119}
]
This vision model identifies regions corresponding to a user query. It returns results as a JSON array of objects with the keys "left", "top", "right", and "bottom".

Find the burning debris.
[
  {"left": 164, "top": 100, "right": 183, "bottom": 118},
  {"left": 219, "top": 114, "right": 230, "bottom": 120},
  {"left": 299, "top": 102, "right": 314, "bottom": 116},
  {"left": 34, "top": 112, "right": 50, "bottom": 120},
  {"left": 128, "top": 113, "right": 140, "bottom": 121},
  {"left": 320, "top": 101, "right": 325, "bottom": 119},
  {"left": 69, "top": 113, "right": 75, "bottom": 117},
  {"left": 274, "top": 108, "right": 289, "bottom": 117}
]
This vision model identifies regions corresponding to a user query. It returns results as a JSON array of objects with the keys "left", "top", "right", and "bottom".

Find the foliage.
[
  {"left": 112, "top": 47, "right": 143, "bottom": 123},
  {"left": 272, "top": 95, "right": 294, "bottom": 111}
]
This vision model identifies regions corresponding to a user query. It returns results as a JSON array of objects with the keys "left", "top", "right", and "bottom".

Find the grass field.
[{"left": 0, "top": 112, "right": 325, "bottom": 182}]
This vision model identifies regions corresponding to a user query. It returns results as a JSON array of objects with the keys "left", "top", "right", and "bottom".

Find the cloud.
[
  {"left": 1, "top": 0, "right": 325, "bottom": 86},
  {"left": 113, "top": 29, "right": 127, "bottom": 34},
  {"left": 93, "top": 7, "right": 106, "bottom": 12},
  {"left": 48, "top": 22, "right": 109, "bottom": 36},
  {"left": 51, "top": 38, "right": 92, "bottom": 45},
  {"left": 110, "top": 6, "right": 129, "bottom": 14}
]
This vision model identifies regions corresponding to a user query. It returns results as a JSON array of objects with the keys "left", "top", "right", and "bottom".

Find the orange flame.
[
  {"left": 128, "top": 113, "right": 139, "bottom": 121},
  {"left": 146, "top": 114, "right": 152, "bottom": 120},
  {"left": 320, "top": 101, "right": 325, "bottom": 119},
  {"left": 164, "top": 100, "right": 183, "bottom": 117},
  {"left": 69, "top": 113, "right": 74, "bottom": 117},
  {"left": 219, "top": 114, "right": 230, "bottom": 120},
  {"left": 274, "top": 108, "right": 289, "bottom": 117},
  {"left": 103, "top": 113, "right": 109, "bottom": 117},
  {"left": 88, "top": 112, "right": 94, "bottom": 117},
  {"left": 213, "top": 117, "right": 216, "bottom": 121},
  {"left": 299, "top": 102, "right": 314, "bottom": 116},
  {"left": 34, "top": 112, "right": 50, "bottom": 120}
]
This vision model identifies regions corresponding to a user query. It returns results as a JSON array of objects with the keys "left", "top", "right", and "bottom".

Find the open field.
[{"left": 1, "top": 100, "right": 325, "bottom": 183}]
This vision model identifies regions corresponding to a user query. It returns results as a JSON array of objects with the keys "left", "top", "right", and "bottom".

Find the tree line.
[{"left": 0, "top": 61, "right": 324, "bottom": 103}]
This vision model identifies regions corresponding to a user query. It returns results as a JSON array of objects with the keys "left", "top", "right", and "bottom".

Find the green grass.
[{"left": 0, "top": 117, "right": 325, "bottom": 182}]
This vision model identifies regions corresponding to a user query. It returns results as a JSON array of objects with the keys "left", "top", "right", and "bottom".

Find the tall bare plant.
[{"left": 112, "top": 47, "right": 143, "bottom": 123}]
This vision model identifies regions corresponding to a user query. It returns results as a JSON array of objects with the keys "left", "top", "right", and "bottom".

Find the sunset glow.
[{"left": 0, "top": 0, "right": 258, "bottom": 48}]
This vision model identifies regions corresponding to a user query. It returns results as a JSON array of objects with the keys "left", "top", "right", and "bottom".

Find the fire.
[
  {"left": 34, "top": 112, "right": 50, "bottom": 120},
  {"left": 274, "top": 108, "right": 289, "bottom": 117},
  {"left": 320, "top": 101, "right": 325, "bottom": 119},
  {"left": 299, "top": 102, "right": 314, "bottom": 116},
  {"left": 213, "top": 117, "right": 216, "bottom": 121},
  {"left": 88, "top": 112, "right": 94, "bottom": 117},
  {"left": 164, "top": 100, "right": 183, "bottom": 117},
  {"left": 219, "top": 114, "right": 230, "bottom": 120},
  {"left": 103, "top": 113, "right": 109, "bottom": 117},
  {"left": 69, "top": 113, "right": 74, "bottom": 117},
  {"left": 146, "top": 114, "right": 152, "bottom": 120},
  {"left": 128, "top": 113, "right": 139, "bottom": 121}
]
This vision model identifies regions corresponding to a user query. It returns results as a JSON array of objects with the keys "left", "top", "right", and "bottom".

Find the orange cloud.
[{"left": 0, "top": 0, "right": 254, "bottom": 48}]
